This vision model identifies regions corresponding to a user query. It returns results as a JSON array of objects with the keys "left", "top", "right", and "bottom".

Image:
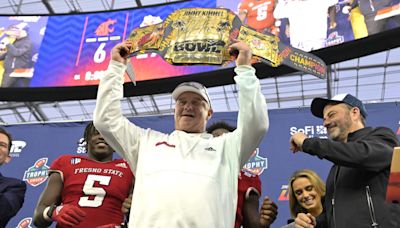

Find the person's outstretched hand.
[
  {"left": 111, "top": 40, "right": 132, "bottom": 64},
  {"left": 228, "top": 40, "right": 252, "bottom": 66}
]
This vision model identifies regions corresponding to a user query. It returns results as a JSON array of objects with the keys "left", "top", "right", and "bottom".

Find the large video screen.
[
  {"left": 219, "top": 0, "right": 400, "bottom": 50},
  {"left": 0, "top": 0, "right": 219, "bottom": 89},
  {"left": 0, "top": 0, "right": 399, "bottom": 98}
]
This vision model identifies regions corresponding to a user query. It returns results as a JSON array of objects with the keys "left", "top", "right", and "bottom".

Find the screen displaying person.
[
  {"left": 238, "top": 0, "right": 279, "bottom": 36},
  {"left": 33, "top": 122, "right": 134, "bottom": 228},
  {"left": 0, "top": 22, "right": 33, "bottom": 87},
  {"left": 273, "top": 0, "right": 338, "bottom": 52}
]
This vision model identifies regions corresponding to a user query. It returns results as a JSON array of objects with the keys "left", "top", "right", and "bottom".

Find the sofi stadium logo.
[
  {"left": 76, "top": 137, "right": 87, "bottom": 154},
  {"left": 17, "top": 217, "right": 32, "bottom": 228},
  {"left": 290, "top": 125, "right": 327, "bottom": 138},
  {"left": 278, "top": 185, "right": 289, "bottom": 201},
  {"left": 242, "top": 148, "right": 268, "bottom": 176},
  {"left": 9, "top": 140, "right": 27, "bottom": 157},
  {"left": 23, "top": 158, "right": 49, "bottom": 187}
]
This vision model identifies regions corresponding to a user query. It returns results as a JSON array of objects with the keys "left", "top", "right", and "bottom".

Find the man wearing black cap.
[
  {"left": 93, "top": 40, "right": 269, "bottom": 227},
  {"left": 290, "top": 93, "right": 400, "bottom": 228}
]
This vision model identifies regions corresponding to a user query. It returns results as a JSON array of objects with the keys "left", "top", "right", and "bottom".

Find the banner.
[{"left": 2, "top": 102, "right": 399, "bottom": 227}]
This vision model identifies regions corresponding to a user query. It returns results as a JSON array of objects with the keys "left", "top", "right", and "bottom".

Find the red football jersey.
[
  {"left": 238, "top": 0, "right": 276, "bottom": 30},
  {"left": 50, "top": 155, "right": 134, "bottom": 228},
  {"left": 235, "top": 170, "right": 262, "bottom": 228}
]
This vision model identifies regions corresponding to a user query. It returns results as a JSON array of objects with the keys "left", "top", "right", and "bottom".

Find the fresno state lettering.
[{"left": 49, "top": 155, "right": 134, "bottom": 228}]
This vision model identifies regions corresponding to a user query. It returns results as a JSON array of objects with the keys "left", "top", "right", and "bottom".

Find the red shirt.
[
  {"left": 238, "top": 0, "right": 276, "bottom": 30},
  {"left": 50, "top": 155, "right": 134, "bottom": 228},
  {"left": 235, "top": 170, "right": 262, "bottom": 228}
]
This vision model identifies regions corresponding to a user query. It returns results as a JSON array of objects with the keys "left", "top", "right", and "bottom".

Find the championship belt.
[{"left": 126, "top": 8, "right": 327, "bottom": 79}]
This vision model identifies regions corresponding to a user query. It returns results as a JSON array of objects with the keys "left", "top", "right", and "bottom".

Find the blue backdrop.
[{"left": 2, "top": 102, "right": 399, "bottom": 227}]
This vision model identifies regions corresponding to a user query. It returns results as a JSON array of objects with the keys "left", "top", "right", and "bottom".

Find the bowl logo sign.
[
  {"left": 23, "top": 157, "right": 49, "bottom": 187},
  {"left": 242, "top": 148, "right": 268, "bottom": 176},
  {"left": 278, "top": 185, "right": 289, "bottom": 201}
]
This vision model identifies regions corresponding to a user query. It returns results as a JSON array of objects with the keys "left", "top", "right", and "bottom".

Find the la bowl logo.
[
  {"left": 17, "top": 217, "right": 32, "bottom": 228},
  {"left": 23, "top": 158, "right": 49, "bottom": 187},
  {"left": 278, "top": 185, "right": 289, "bottom": 201},
  {"left": 242, "top": 148, "right": 268, "bottom": 176}
]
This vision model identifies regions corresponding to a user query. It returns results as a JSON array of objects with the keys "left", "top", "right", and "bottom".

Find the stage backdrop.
[{"left": 2, "top": 102, "right": 399, "bottom": 227}]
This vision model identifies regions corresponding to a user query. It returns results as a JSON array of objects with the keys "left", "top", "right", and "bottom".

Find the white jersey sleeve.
[
  {"left": 226, "top": 65, "right": 269, "bottom": 168},
  {"left": 93, "top": 60, "right": 143, "bottom": 172}
]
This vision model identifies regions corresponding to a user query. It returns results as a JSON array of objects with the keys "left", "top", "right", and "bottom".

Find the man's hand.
[
  {"left": 260, "top": 196, "right": 278, "bottom": 227},
  {"left": 228, "top": 40, "right": 252, "bottom": 66},
  {"left": 290, "top": 132, "right": 308, "bottom": 153},
  {"left": 51, "top": 205, "right": 86, "bottom": 227},
  {"left": 294, "top": 213, "right": 316, "bottom": 228},
  {"left": 121, "top": 194, "right": 132, "bottom": 214},
  {"left": 111, "top": 41, "right": 132, "bottom": 64}
]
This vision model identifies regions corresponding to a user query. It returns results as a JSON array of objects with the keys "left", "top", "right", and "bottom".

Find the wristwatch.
[{"left": 46, "top": 204, "right": 57, "bottom": 219}]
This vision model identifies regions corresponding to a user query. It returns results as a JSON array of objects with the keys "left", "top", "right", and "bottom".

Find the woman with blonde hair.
[{"left": 282, "top": 169, "right": 325, "bottom": 228}]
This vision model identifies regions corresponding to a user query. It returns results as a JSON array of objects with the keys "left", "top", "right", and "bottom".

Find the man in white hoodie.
[
  {"left": 93, "top": 40, "right": 269, "bottom": 227},
  {"left": 273, "top": 0, "right": 338, "bottom": 52}
]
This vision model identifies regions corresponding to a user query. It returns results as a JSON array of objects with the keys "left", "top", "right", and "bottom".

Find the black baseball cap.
[{"left": 311, "top": 93, "right": 367, "bottom": 119}]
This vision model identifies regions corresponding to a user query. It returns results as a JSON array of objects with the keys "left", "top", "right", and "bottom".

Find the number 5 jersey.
[{"left": 49, "top": 155, "right": 134, "bottom": 228}]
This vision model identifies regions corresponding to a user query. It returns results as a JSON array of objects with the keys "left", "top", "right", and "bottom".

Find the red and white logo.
[
  {"left": 242, "top": 148, "right": 268, "bottom": 176},
  {"left": 17, "top": 217, "right": 32, "bottom": 228},
  {"left": 95, "top": 18, "right": 117, "bottom": 36},
  {"left": 23, "top": 158, "right": 49, "bottom": 187}
]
